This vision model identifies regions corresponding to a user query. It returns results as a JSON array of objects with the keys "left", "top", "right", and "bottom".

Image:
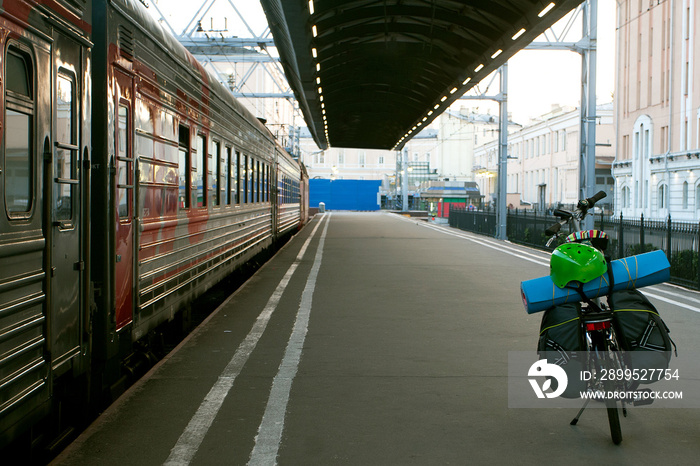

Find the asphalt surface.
[{"left": 52, "top": 212, "right": 700, "bottom": 465}]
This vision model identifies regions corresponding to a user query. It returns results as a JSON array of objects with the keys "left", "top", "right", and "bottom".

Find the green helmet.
[{"left": 550, "top": 243, "right": 607, "bottom": 288}]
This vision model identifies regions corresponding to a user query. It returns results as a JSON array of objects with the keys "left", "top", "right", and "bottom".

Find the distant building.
[
  {"left": 612, "top": 1, "right": 700, "bottom": 221},
  {"left": 433, "top": 108, "right": 507, "bottom": 181},
  {"left": 474, "top": 103, "right": 615, "bottom": 210},
  {"left": 299, "top": 106, "right": 513, "bottom": 208},
  {"left": 418, "top": 181, "right": 482, "bottom": 217}
]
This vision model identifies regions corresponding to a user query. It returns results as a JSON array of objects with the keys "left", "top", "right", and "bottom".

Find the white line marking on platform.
[
  {"left": 418, "top": 220, "right": 550, "bottom": 267},
  {"left": 642, "top": 291, "right": 700, "bottom": 313},
  {"left": 164, "top": 214, "right": 328, "bottom": 466},
  {"left": 396, "top": 215, "right": 700, "bottom": 314},
  {"left": 647, "top": 285, "right": 700, "bottom": 302},
  {"left": 248, "top": 213, "right": 331, "bottom": 465}
]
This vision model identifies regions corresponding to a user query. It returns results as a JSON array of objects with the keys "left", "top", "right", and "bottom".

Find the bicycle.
[{"left": 541, "top": 190, "right": 630, "bottom": 445}]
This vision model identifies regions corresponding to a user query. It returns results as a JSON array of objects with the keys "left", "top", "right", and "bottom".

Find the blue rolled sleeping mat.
[{"left": 521, "top": 250, "right": 671, "bottom": 314}]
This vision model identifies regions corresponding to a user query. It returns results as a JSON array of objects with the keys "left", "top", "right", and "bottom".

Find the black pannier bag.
[
  {"left": 609, "top": 289, "right": 677, "bottom": 382},
  {"left": 537, "top": 302, "right": 586, "bottom": 398}
]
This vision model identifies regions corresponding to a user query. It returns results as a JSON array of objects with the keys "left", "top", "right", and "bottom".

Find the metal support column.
[
  {"left": 579, "top": 0, "right": 598, "bottom": 229},
  {"left": 496, "top": 64, "right": 508, "bottom": 240},
  {"left": 459, "top": 65, "right": 508, "bottom": 239},
  {"left": 402, "top": 147, "right": 409, "bottom": 212}
]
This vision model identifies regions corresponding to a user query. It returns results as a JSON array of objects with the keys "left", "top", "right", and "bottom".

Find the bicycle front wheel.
[
  {"left": 594, "top": 339, "right": 623, "bottom": 445},
  {"left": 605, "top": 389, "right": 622, "bottom": 445}
]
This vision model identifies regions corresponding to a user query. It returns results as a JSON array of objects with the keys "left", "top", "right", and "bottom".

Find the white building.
[
  {"left": 299, "top": 105, "right": 507, "bottom": 202},
  {"left": 298, "top": 128, "right": 435, "bottom": 181},
  {"left": 612, "top": 1, "right": 700, "bottom": 221},
  {"left": 474, "top": 104, "right": 615, "bottom": 210},
  {"left": 433, "top": 108, "right": 505, "bottom": 181}
]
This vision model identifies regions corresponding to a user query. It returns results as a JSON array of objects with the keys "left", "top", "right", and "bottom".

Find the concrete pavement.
[{"left": 52, "top": 212, "right": 700, "bottom": 465}]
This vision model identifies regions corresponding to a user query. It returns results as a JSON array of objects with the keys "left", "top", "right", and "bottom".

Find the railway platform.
[{"left": 52, "top": 212, "right": 700, "bottom": 465}]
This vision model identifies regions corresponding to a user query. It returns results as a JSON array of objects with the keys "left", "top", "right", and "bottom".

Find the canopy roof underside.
[{"left": 260, "top": 0, "right": 584, "bottom": 150}]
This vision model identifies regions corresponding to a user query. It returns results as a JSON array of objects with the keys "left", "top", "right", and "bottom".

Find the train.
[{"left": 0, "top": 0, "right": 309, "bottom": 453}]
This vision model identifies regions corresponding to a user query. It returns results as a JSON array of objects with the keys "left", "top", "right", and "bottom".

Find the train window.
[
  {"left": 5, "top": 45, "right": 34, "bottom": 216},
  {"left": 253, "top": 158, "right": 258, "bottom": 203},
  {"left": 6, "top": 49, "right": 32, "bottom": 97},
  {"left": 250, "top": 158, "right": 256, "bottom": 203},
  {"left": 5, "top": 110, "right": 32, "bottom": 214},
  {"left": 232, "top": 150, "right": 239, "bottom": 205},
  {"left": 54, "top": 73, "right": 78, "bottom": 222},
  {"left": 257, "top": 161, "right": 263, "bottom": 202},
  {"left": 243, "top": 154, "right": 249, "bottom": 204},
  {"left": 255, "top": 160, "right": 260, "bottom": 202},
  {"left": 221, "top": 144, "right": 229, "bottom": 205},
  {"left": 264, "top": 164, "right": 269, "bottom": 202},
  {"left": 260, "top": 162, "right": 265, "bottom": 202},
  {"left": 251, "top": 159, "right": 255, "bottom": 203},
  {"left": 212, "top": 139, "right": 220, "bottom": 206},
  {"left": 257, "top": 162, "right": 261, "bottom": 203},
  {"left": 178, "top": 125, "right": 190, "bottom": 209},
  {"left": 194, "top": 134, "right": 205, "bottom": 208},
  {"left": 135, "top": 98, "right": 153, "bottom": 134},
  {"left": 57, "top": 75, "right": 73, "bottom": 143},
  {"left": 116, "top": 104, "right": 132, "bottom": 220},
  {"left": 250, "top": 158, "right": 254, "bottom": 203}
]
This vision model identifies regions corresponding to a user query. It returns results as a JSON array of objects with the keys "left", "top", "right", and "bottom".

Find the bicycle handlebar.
[
  {"left": 544, "top": 191, "right": 608, "bottom": 247},
  {"left": 553, "top": 209, "right": 572, "bottom": 219},
  {"left": 578, "top": 190, "right": 607, "bottom": 210}
]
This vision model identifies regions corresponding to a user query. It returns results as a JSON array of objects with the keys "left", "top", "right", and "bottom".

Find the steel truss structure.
[{"left": 460, "top": 0, "right": 598, "bottom": 237}]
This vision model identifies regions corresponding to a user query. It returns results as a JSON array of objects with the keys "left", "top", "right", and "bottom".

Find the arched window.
[
  {"left": 683, "top": 181, "right": 689, "bottom": 209},
  {"left": 632, "top": 115, "right": 653, "bottom": 209},
  {"left": 658, "top": 184, "right": 668, "bottom": 210},
  {"left": 621, "top": 186, "right": 630, "bottom": 208}
]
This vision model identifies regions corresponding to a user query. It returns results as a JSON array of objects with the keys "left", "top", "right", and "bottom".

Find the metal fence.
[{"left": 449, "top": 207, "right": 700, "bottom": 290}]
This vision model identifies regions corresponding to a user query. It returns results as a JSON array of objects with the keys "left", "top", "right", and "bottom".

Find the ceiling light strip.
[{"left": 538, "top": 2, "right": 555, "bottom": 17}]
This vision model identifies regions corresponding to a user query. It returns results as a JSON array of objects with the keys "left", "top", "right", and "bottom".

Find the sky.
[
  {"left": 149, "top": 0, "right": 617, "bottom": 126},
  {"left": 505, "top": 0, "right": 617, "bottom": 123}
]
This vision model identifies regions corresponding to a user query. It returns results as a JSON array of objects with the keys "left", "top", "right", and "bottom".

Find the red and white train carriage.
[{"left": 0, "top": 0, "right": 308, "bottom": 452}]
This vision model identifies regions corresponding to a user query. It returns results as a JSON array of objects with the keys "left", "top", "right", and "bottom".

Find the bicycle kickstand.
[{"left": 570, "top": 399, "right": 592, "bottom": 426}]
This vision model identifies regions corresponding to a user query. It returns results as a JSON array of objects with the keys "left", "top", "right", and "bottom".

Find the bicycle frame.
[{"left": 544, "top": 191, "right": 625, "bottom": 444}]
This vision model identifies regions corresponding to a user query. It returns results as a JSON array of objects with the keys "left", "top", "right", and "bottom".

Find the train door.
[
  {"left": 50, "top": 33, "right": 85, "bottom": 373},
  {"left": 113, "top": 70, "right": 134, "bottom": 330}
]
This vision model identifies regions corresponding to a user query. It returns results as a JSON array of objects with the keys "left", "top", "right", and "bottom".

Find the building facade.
[
  {"left": 613, "top": 0, "right": 700, "bottom": 221},
  {"left": 299, "top": 106, "right": 506, "bottom": 205},
  {"left": 434, "top": 108, "right": 504, "bottom": 181},
  {"left": 474, "top": 104, "right": 615, "bottom": 210}
]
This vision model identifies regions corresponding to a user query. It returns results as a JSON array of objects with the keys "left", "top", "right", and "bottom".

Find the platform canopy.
[{"left": 259, "top": 0, "right": 584, "bottom": 150}]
